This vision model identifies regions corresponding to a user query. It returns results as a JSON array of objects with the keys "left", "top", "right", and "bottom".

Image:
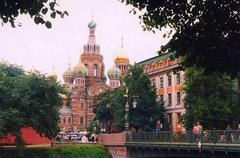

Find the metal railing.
[{"left": 126, "top": 130, "right": 240, "bottom": 144}]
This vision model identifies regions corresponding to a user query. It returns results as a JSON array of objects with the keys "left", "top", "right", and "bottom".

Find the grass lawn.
[{"left": 0, "top": 144, "right": 112, "bottom": 158}]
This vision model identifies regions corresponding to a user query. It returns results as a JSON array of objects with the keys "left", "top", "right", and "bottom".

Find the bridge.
[{"left": 98, "top": 131, "right": 240, "bottom": 158}]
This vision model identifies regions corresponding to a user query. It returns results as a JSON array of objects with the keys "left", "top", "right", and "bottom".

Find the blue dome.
[
  {"left": 108, "top": 65, "right": 122, "bottom": 79},
  {"left": 88, "top": 20, "right": 97, "bottom": 28}
]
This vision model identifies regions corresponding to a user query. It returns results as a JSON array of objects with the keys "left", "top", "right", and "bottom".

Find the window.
[
  {"left": 168, "top": 75, "right": 172, "bottom": 87},
  {"left": 160, "top": 77, "right": 164, "bottom": 88},
  {"left": 177, "top": 113, "right": 181, "bottom": 123},
  {"left": 176, "top": 72, "right": 181, "bottom": 85},
  {"left": 63, "top": 117, "right": 66, "bottom": 124},
  {"left": 85, "top": 64, "right": 88, "bottom": 76},
  {"left": 68, "top": 117, "right": 71, "bottom": 124},
  {"left": 80, "top": 117, "right": 84, "bottom": 125},
  {"left": 93, "top": 64, "right": 98, "bottom": 77},
  {"left": 160, "top": 95, "right": 164, "bottom": 104},
  {"left": 151, "top": 79, "right": 156, "bottom": 87},
  {"left": 80, "top": 102, "right": 84, "bottom": 109},
  {"left": 168, "top": 113, "right": 172, "bottom": 125},
  {"left": 177, "top": 92, "right": 181, "bottom": 105},
  {"left": 168, "top": 93, "right": 172, "bottom": 106}
]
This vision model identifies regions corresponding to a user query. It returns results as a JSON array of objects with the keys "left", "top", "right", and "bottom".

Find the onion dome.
[
  {"left": 61, "top": 94, "right": 68, "bottom": 101},
  {"left": 63, "top": 67, "right": 74, "bottom": 83},
  {"left": 48, "top": 70, "right": 58, "bottom": 81},
  {"left": 72, "top": 62, "right": 88, "bottom": 77},
  {"left": 88, "top": 20, "right": 96, "bottom": 29},
  {"left": 108, "top": 65, "right": 122, "bottom": 79},
  {"left": 114, "top": 36, "right": 129, "bottom": 64}
]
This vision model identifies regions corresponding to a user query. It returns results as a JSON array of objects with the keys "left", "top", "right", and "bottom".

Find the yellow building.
[{"left": 138, "top": 52, "right": 185, "bottom": 131}]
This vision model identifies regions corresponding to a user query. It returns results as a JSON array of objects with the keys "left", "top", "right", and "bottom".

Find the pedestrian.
[
  {"left": 192, "top": 123, "right": 199, "bottom": 142},
  {"left": 225, "top": 124, "right": 232, "bottom": 143},
  {"left": 237, "top": 123, "right": 240, "bottom": 143},
  {"left": 81, "top": 135, "right": 88, "bottom": 143},
  {"left": 91, "top": 133, "right": 96, "bottom": 142},
  {"left": 156, "top": 120, "right": 162, "bottom": 133}
]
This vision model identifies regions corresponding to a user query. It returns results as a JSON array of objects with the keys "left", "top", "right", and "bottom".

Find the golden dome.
[
  {"left": 72, "top": 62, "right": 88, "bottom": 76},
  {"left": 108, "top": 65, "right": 122, "bottom": 79},
  {"left": 63, "top": 67, "right": 74, "bottom": 83},
  {"left": 48, "top": 70, "right": 58, "bottom": 81},
  {"left": 114, "top": 36, "right": 129, "bottom": 64},
  {"left": 61, "top": 94, "right": 68, "bottom": 100}
]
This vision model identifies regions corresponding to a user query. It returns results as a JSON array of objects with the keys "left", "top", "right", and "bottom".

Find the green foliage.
[
  {"left": 0, "top": 144, "right": 112, "bottom": 158},
  {"left": 0, "top": 62, "right": 64, "bottom": 149},
  {"left": 124, "top": 65, "right": 165, "bottom": 131},
  {"left": 121, "top": 0, "right": 240, "bottom": 76},
  {"left": 87, "top": 120, "right": 101, "bottom": 134},
  {"left": 94, "top": 64, "right": 165, "bottom": 132},
  {"left": 182, "top": 67, "right": 240, "bottom": 130},
  {"left": 0, "top": 0, "right": 68, "bottom": 28},
  {"left": 94, "top": 87, "right": 126, "bottom": 133}
]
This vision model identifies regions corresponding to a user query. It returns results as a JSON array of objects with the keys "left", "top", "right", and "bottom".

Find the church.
[{"left": 59, "top": 19, "right": 129, "bottom": 132}]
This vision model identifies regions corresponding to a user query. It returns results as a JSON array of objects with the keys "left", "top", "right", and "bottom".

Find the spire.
[
  {"left": 48, "top": 64, "right": 58, "bottom": 81},
  {"left": 115, "top": 35, "right": 128, "bottom": 59},
  {"left": 121, "top": 35, "right": 124, "bottom": 51},
  {"left": 68, "top": 56, "right": 71, "bottom": 68}
]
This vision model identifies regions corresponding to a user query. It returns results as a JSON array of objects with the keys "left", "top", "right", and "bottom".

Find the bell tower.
[{"left": 80, "top": 18, "right": 105, "bottom": 86}]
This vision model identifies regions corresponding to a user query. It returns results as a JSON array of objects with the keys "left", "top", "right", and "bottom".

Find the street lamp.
[{"left": 124, "top": 88, "right": 137, "bottom": 132}]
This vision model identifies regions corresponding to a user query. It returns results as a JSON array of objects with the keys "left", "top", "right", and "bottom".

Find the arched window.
[
  {"left": 63, "top": 117, "right": 66, "bottom": 124},
  {"left": 93, "top": 64, "right": 98, "bottom": 77},
  {"left": 80, "top": 102, "right": 84, "bottom": 109},
  {"left": 85, "top": 64, "right": 88, "bottom": 76},
  {"left": 68, "top": 117, "right": 71, "bottom": 124}
]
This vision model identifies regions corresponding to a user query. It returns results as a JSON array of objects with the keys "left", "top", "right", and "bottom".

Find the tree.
[
  {"left": 0, "top": 62, "right": 64, "bottom": 149},
  {"left": 93, "top": 87, "right": 126, "bottom": 133},
  {"left": 125, "top": 65, "right": 165, "bottom": 131},
  {"left": 0, "top": 0, "right": 68, "bottom": 28},
  {"left": 94, "top": 64, "right": 165, "bottom": 132},
  {"left": 182, "top": 67, "right": 240, "bottom": 130},
  {"left": 120, "top": 0, "right": 240, "bottom": 77}
]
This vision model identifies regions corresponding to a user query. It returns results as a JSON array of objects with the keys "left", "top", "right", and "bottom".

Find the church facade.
[{"left": 59, "top": 19, "right": 129, "bottom": 132}]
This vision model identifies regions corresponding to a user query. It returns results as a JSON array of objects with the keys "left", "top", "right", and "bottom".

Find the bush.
[{"left": 0, "top": 144, "right": 112, "bottom": 158}]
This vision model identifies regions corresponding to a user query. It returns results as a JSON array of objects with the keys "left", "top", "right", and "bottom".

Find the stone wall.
[{"left": 98, "top": 132, "right": 129, "bottom": 158}]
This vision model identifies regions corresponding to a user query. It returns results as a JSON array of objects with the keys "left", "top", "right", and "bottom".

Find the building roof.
[
  {"left": 137, "top": 51, "right": 176, "bottom": 66},
  {"left": 59, "top": 106, "right": 72, "bottom": 114}
]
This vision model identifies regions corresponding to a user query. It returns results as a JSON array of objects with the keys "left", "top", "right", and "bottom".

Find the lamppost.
[{"left": 124, "top": 88, "right": 137, "bottom": 132}]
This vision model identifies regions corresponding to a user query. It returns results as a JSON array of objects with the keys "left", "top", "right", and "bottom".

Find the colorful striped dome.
[
  {"left": 72, "top": 62, "right": 88, "bottom": 77},
  {"left": 63, "top": 67, "right": 74, "bottom": 83},
  {"left": 108, "top": 65, "right": 122, "bottom": 79}
]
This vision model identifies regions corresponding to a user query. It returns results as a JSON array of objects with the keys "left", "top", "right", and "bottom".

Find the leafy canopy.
[
  {"left": 120, "top": 0, "right": 240, "bottom": 76},
  {"left": 0, "top": 62, "right": 64, "bottom": 148},
  {"left": 182, "top": 67, "right": 240, "bottom": 130},
  {"left": 94, "top": 64, "right": 165, "bottom": 132},
  {"left": 0, "top": 0, "right": 68, "bottom": 28}
]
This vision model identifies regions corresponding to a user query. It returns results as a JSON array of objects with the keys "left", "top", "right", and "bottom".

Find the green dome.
[
  {"left": 88, "top": 20, "right": 97, "bottom": 28},
  {"left": 73, "top": 62, "right": 88, "bottom": 77}
]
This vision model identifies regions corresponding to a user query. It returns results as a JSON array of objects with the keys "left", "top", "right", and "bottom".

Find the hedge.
[{"left": 0, "top": 144, "right": 112, "bottom": 158}]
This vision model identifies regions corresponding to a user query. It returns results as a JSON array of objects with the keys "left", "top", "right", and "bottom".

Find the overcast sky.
[{"left": 0, "top": 0, "right": 170, "bottom": 81}]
